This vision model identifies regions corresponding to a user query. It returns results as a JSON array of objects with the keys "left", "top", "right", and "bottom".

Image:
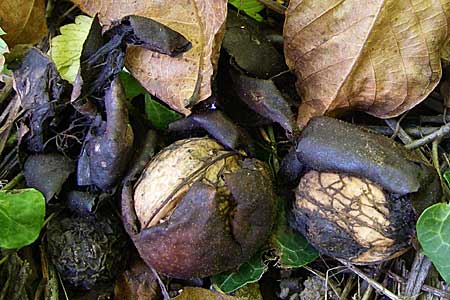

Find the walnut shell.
[
  {"left": 292, "top": 171, "right": 416, "bottom": 263},
  {"left": 289, "top": 117, "right": 441, "bottom": 264},
  {"left": 122, "top": 137, "right": 276, "bottom": 278}
]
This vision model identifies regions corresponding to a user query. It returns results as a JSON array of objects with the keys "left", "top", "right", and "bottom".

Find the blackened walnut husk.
[
  {"left": 47, "top": 212, "right": 128, "bottom": 289},
  {"left": 289, "top": 117, "right": 440, "bottom": 263},
  {"left": 121, "top": 137, "right": 277, "bottom": 279}
]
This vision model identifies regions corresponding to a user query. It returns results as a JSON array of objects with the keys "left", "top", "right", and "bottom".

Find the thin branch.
[
  {"left": 405, "top": 122, "right": 450, "bottom": 149},
  {"left": 150, "top": 266, "right": 170, "bottom": 300},
  {"left": 385, "top": 119, "right": 413, "bottom": 144},
  {"left": 338, "top": 260, "right": 401, "bottom": 300},
  {"left": 403, "top": 252, "right": 432, "bottom": 299},
  {"left": 388, "top": 271, "right": 450, "bottom": 299}
]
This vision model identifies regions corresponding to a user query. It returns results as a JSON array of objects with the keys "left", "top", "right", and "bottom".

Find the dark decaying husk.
[
  {"left": 121, "top": 138, "right": 277, "bottom": 279},
  {"left": 289, "top": 117, "right": 441, "bottom": 263},
  {"left": 47, "top": 212, "right": 128, "bottom": 289}
]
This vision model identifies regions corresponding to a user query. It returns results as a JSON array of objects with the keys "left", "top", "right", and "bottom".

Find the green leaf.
[
  {"left": 144, "top": 93, "right": 181, "bottom": 130},
  {"left": 0, "top": 27, "right": 9, "bottom": 80},
  {"left": 50, "top": 15, "right": 93, "bottom": 83},
  {"left": 212, "top": 253, "right": 267, "bottom": 294},
  {"left": 443, "top": 171, "right": 450, "bottom": 188},
  {"left": 229, "top": 0, "right": 265, "bottom": 22},
  {"left": 417, "top": 203, "right": 450, "bottom": 283},
  {"left": 0, "top": 188, "right": 45, "bottom": 249},
  {"left": 119, "top": 71, "right": 146, "bottom": 100},
  {"left": 271, "top": 199, "right": 319, "bottom": 268},
  {"left": 120, "top": 71, "right": 181, "bottom": 129}
]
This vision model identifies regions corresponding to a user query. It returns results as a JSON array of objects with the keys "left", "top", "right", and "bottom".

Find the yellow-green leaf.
[
  {"left": 0, "top": 27, "right": 9, "bottom": 82},
  {"left": 50, "top": 15, "right": 93, "bottom": 83}
]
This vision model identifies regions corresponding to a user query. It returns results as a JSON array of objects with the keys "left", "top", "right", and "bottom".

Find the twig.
[
  {"left": 405, "top": 122, "right": 450, "bottom": 149},
  {"left": 365, "top": 126, "right": 440, "bottom": 138},
  {"left": 0, "top": 254, "right": 10, "bottom": 266},
  {"left": 257, "top": 0, "right": 287, "bottom": 14},
  {"left": 403, "top": 252, "right": 433, "bottom": 299},
  {"left": 385, "top": 119, "right": 413, "bottom": 144},
  {"left": 150, "top": 266, "right": 170, "bottom": 300},
  {"left": 388, "top": 271, "right": 450, "bottom": 299},
  {"left": 1, "top": 173, "right": 24, "bottom": 191},
  {"left": 338, "top": 260, "right": 401, "bottom": 300},
  {"left": 303, "top": 265, "right": 343, "bottom": 300}
]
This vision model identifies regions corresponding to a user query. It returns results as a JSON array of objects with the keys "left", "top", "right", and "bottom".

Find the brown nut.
[
  {"left": 293, "top": 170, "right": 415, "bottom": 263},
  {"left": 289, "top": 117, "right": 440, "bottom": 264},
  {"left": 121, "top": 137, "right": 276, "bottom": 278}
]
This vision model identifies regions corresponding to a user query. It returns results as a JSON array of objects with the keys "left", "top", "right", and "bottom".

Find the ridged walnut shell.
[
  {"left": 290, "top": 117, "right": 440, "bottom": 264},
  {"left": 121, "top": 137, "right": 276, "bottom": 278},
  {"left": 293, "top": 171, "right": 415, "bottom": 263}
]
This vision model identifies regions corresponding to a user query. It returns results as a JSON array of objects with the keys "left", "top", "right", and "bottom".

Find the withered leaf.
[
  {"left": 284, "top": 0, "right": 450, "bottom": 128},
  {"left": 0, "top": 0, "right": 47, "bottom": 47},
  {"left": 172, "top": 287, "right": 237, "bottom": 300},
  {"left": 14, "top": 48, "right": 70, "bottom": 153},
  {"left": 24, "top": 153, "right": 75, "bottom": 202},
  {"left": 71, "top": 0, "right": 227, "bottom": 115},
  {"left": 223, "top": 12, "right": 286, "bottom": 79},
  {"left": 77, "top": 78, "right": 134, "bottom": 190},
  {"left": 114, "top": 255, "right": 161, "bottom": 300}
]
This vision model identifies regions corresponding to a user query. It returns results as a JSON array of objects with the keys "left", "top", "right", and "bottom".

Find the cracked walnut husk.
[{"left": 121, "top": 137, "right": 277, "bottom": 279}]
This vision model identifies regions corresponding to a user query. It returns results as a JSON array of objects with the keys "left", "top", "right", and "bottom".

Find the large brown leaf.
[
  {"left": 284, "top": 0, "right": 450, "bottom": 128},
  {"left": 71, "top": 0, "right": 227, "bottom": 115},
  {"left": 0, "top": 0, "right": 47, "bottom": 47}
]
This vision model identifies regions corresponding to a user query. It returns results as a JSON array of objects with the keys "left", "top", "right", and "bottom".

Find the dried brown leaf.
[
  {"left": 172, "top": 287, "right": 237, "bottom": 300},
  {"left": 0, "top": 0, "right": 47, "bottom": 47},
  {"left": 284, "top": 0, "right": 450, "bottom": 128},
  {"left": 71, "top": 0, "right": 227, "bottom": 115}
]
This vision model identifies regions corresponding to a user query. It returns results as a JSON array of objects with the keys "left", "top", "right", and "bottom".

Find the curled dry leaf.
[
  {"left": 284, "top": 0, "right": 450, "bottom": 128},
  {"left": 0, "top": 0, "right": 47, "bottom": 47},
  {"left": 71, "top": 0, "right": 227, "bottom": 115}
]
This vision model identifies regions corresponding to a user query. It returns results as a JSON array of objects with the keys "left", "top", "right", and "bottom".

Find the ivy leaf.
[
  {"left": 119, "top": 71, "right": 146, "bottom": 100},
  {"left": 229, "top": 0, "right": 265, "bottom": 22},
  {"left": 212, "top": 253, "right": 267, "bottom": 294},
  {"left": 417, "top": 203, "right": 450, "bottom": 283},
  {"left": 144, "top": 93, "right": 181, "bottom": 130},
  {"left": 271, "top": 199, "right": 319, "bottom": 268},
  {"left": 0, "top": 27, "right": 9, "bottom": 81},
  {"left": 50, "top": 15, "right": 93, "bottom": 83},
  {"left": 0, "top": 188, "right": 45, "bottom": 249}
]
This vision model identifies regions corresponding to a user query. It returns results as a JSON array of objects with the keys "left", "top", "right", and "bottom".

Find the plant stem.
[
  {"left": 257, "top": 0, "right": 287, "bottom": 14},
  {"left": 405, "top": 122, "right": 450, "bottom": 149},
  {"left": 1, "top": 173, "right": 24, "bottom": 190},
  {"left": 0, "top": 254, "right": 10, "bottom": 266}
]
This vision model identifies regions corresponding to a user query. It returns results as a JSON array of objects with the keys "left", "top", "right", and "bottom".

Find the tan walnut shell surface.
[
  {"left": 294, "top": 170, "right": 415, "bottom": 263},
  {"left": 289, "top": 117, "right": 441, "bottom": 264},
  {"left": 122, "top": 137, "right": 277, "bottom": 279}
]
